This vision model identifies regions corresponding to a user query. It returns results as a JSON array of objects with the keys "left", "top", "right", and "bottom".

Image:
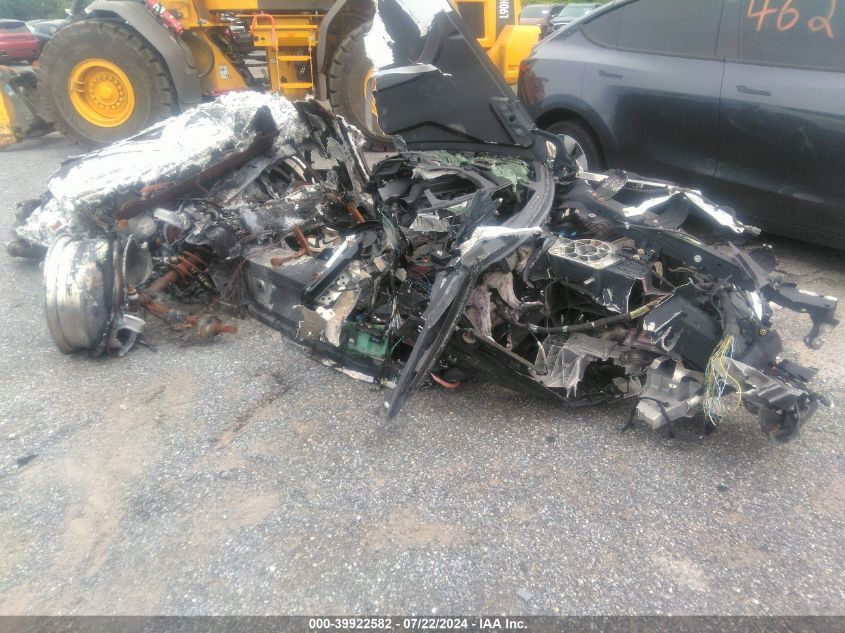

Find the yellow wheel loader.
[{"left": 0, "top": 0, "right": 539, "bottom": 150}]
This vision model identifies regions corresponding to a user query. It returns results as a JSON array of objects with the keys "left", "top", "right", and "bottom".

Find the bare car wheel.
[{"left": 546, "top": 120, "right": 604, "bottom": 172}]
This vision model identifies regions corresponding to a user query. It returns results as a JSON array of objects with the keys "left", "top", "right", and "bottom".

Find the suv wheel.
[{"left": 547, "top": 120, "right": 604, "bottom": 172}]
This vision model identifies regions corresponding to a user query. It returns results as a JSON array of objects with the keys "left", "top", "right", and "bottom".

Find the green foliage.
[{"left": 0, "top": 0, "right": 71, "bottom": 20}]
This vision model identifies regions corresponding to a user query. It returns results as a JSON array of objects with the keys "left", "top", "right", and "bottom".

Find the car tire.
[
  {"left": 546, "top": 120, "right": 604, "bottom": 172},
  {"left": 39, "top": 20, "right": 176, "bottom": 146}
]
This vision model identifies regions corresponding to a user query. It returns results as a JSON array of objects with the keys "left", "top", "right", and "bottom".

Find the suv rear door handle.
[
  {"left": 737, "top": 85, "right": 772, "bottom": 97},
  {"left": 599, "top": 70, "right": 623, "bottom": 79}
]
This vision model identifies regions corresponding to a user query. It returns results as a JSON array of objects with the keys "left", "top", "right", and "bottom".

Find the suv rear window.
[
  {"left": 739, "top": 0, "right": 844, "bottom": 71},
  {"left": 582, "top": 0, "right": 725, "bottom": 59},
  {"left": 521, "top": 5, "right": 552, "bottom": 19},
  {"left": 559, "top": 4, "right": 596, "bottom": 19}
]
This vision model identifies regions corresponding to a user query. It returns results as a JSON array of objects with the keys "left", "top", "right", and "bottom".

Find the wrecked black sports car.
[{"left": 7, "top": 0, "right": 838, "bottom": 441}]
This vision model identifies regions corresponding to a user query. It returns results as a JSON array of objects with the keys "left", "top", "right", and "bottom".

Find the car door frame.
[
  {"left": 578, "top": 0, "right": 728, "bottom": 188},
  {"left": 712, "top": 0, "right": 845, "bottom": 246}
]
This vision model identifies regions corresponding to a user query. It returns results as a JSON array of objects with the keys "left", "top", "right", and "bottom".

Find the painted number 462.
[{"left": 747, "top": 0, "right": 837, "bottom": 38}]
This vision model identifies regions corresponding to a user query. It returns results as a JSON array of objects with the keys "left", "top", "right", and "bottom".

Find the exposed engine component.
[{"left": 550, "top": 238, "right": 620, "bottom": 270}]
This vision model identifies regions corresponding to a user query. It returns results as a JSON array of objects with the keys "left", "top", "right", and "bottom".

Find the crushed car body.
[{"left": 7, "top": 0, "right": 838, "bottom": 442}]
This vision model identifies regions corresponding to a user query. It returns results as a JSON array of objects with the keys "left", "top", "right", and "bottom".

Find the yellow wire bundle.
[{"left": 703, "top": 334, "right": 744, "bottom": 424}]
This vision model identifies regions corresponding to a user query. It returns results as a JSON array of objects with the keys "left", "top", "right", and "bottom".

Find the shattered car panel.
[{"left": 7, "top": 0, "right": 838, "bottom": 443}]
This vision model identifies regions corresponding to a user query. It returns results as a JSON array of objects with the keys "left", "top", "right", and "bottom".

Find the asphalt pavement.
[{"left": 0, "top": 134, "right": 843, "bottom": 615}]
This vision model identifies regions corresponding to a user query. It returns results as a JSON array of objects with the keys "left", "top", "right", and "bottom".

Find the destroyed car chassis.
[{"left": 8, "top": 0, "right": 838, "bottom": 443}]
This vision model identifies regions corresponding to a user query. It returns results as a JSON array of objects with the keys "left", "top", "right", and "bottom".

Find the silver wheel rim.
[{"left": 559, "top": 133, "right": 590, "bottom": 172}]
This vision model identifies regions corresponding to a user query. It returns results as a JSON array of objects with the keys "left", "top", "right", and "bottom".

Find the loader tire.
[
  {"left": 328, "top": 23, "right": 393, "bottom": 152},
  {"left": 39, "top": 19, "right": 176, "bottom": 146}
]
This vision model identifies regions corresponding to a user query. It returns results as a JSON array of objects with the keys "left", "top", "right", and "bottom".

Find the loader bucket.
[
  {"left": 0, "top": 68, "right": 17, "bottom": 148},
  {"left": 0, "top": 65, "right": 52, "bottom": 148}
]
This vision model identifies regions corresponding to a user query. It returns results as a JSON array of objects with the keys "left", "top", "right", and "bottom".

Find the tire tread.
[{"left": 39, "top": 19, "right": 176, "bottom": 145}]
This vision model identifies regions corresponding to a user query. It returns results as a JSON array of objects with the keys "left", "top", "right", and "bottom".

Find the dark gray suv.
[{"left": 519, "top": 0, "right": 845, "bottom": 248}]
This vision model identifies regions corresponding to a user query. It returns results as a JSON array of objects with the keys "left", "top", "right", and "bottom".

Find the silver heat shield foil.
[{"left": 15, "top": 92, "right": 309, "bottom": 249}]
